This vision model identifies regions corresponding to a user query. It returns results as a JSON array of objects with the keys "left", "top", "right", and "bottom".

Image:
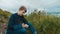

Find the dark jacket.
[{"left": 6, "top": 13, "right": 36, "bottom": 34}]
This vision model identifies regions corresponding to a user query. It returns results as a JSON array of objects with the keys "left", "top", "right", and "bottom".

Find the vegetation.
[
  {"left": 0, "top": 9, "right": 11, "bottom": 23},
  {"left": 0, "top": 9, "right": 60, "bottom": 34},
  {"left": 25, "top": 10, "right": 60, "bottom": 34}
]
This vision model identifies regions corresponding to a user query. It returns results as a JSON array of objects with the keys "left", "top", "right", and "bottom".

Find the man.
[{"left": 6, "top": 6, "right": 37, "bottom": 34}]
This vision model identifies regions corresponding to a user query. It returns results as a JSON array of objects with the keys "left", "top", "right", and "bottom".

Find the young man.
[{"left": 6, "top": 6, "right": 37, "bottom": 34}]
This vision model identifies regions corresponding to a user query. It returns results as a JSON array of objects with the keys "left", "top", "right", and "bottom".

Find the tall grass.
[{"left": 25, "top": 13, "right": 60, "bottom": 34}]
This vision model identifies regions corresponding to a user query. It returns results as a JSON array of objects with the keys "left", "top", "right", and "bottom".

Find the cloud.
[
  {"left": 0, "top": 0, "right": 60, "bottom": 13},
  {"left": 0, "top": 0, "right": 32, "bottom": 13}
]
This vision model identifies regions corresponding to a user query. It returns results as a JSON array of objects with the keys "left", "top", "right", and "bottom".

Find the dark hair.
[{"left": 19, "top": 6, "right": 27, "bottom": 12}]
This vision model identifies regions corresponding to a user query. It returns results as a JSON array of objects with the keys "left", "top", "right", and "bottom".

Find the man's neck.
[{"left": 17, "top": 13, "right": 23, "bottom": 16}]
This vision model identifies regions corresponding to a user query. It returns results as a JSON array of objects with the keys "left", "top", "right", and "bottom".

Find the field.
[{"left": 0, "top": 9, "right": 60, "bottom": 34}]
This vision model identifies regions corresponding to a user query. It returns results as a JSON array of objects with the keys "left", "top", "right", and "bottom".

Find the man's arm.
[
  {"left": 7, "top": 14, "right": 22, "bottom": 30},
  {"left": 7, "top": 14, "right": 15, "bottom": 30},
  {"left": 23, "top": 17, "right": 37, "bottom": 34}
]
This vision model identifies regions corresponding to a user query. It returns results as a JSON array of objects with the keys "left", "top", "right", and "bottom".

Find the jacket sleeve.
[
  {"left": 7, "top": 14, "right": 22, "bottom": 30},
  {"left": 23, "top": 17, "right": 37, "bottom": 34},
  {"left": 28, "top": 23, "right": 37, "bottom": 34},
  {"left": 7, "top": 14, "right": 15, "bottom": 30}
]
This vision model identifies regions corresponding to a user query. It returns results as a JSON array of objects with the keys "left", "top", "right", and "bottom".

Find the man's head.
[{"left": 18, "top": 6, "right": 27, "bottom": 16}]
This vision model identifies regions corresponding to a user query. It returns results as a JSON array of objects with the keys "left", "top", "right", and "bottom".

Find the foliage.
[
  {"left": 25, "top": 11, "right": 60, "bottom": 34},
  {"left": 0, "top": 9, "right": 12, "bottom": 23},
  {"left": 0, "top": 9, "right": 60, "bottom": 34}
]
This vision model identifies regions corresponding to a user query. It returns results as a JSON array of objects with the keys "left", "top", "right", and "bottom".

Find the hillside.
[
  {"left": 0, "top": 9, "right": 12, "bottom": 23},
  {"left": 0, "top": 9, "right": 60, "bottom": 34}
]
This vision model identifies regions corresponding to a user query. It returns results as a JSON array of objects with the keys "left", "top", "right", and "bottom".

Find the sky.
[{"left": 0, "top": 0, "right": 60, "bottom": 14}]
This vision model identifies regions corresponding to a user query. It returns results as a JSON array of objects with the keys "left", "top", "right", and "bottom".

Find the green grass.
[
  {"left": 0, "top": 9, "right": 60, "bottom": 34},
  {"left": 25, "top": 13, "right": 60, "bottom": 34}
]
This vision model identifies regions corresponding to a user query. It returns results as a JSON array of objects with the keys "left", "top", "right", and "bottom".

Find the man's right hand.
[{"left": 22, "top": 23, "right": 29, "bottom": 28}]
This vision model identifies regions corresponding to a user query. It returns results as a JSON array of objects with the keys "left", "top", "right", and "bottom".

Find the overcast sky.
[{"left": 0, "top": 0, "right": 60, "bottom": 13}]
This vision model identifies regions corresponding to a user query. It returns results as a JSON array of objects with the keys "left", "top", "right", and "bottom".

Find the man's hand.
[{"left": 22, "top": 23, "right": 29, "bottom": 28}]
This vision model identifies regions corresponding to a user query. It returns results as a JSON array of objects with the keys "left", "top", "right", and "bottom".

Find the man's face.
[{"left": 18, "top": 10, "right": 26, "bottom": 16}]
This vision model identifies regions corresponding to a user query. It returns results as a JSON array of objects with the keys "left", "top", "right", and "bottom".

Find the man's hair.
[{"left": 19, "top": 6, "right": 27, "bottom": 12}]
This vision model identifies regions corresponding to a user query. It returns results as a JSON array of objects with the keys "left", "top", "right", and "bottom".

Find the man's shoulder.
[
  {"left": 12, "top": 13, "right": 17, "bottom": 15},
  {"left": 11, "top": 13, "right": 17, "bottom": 17}
]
